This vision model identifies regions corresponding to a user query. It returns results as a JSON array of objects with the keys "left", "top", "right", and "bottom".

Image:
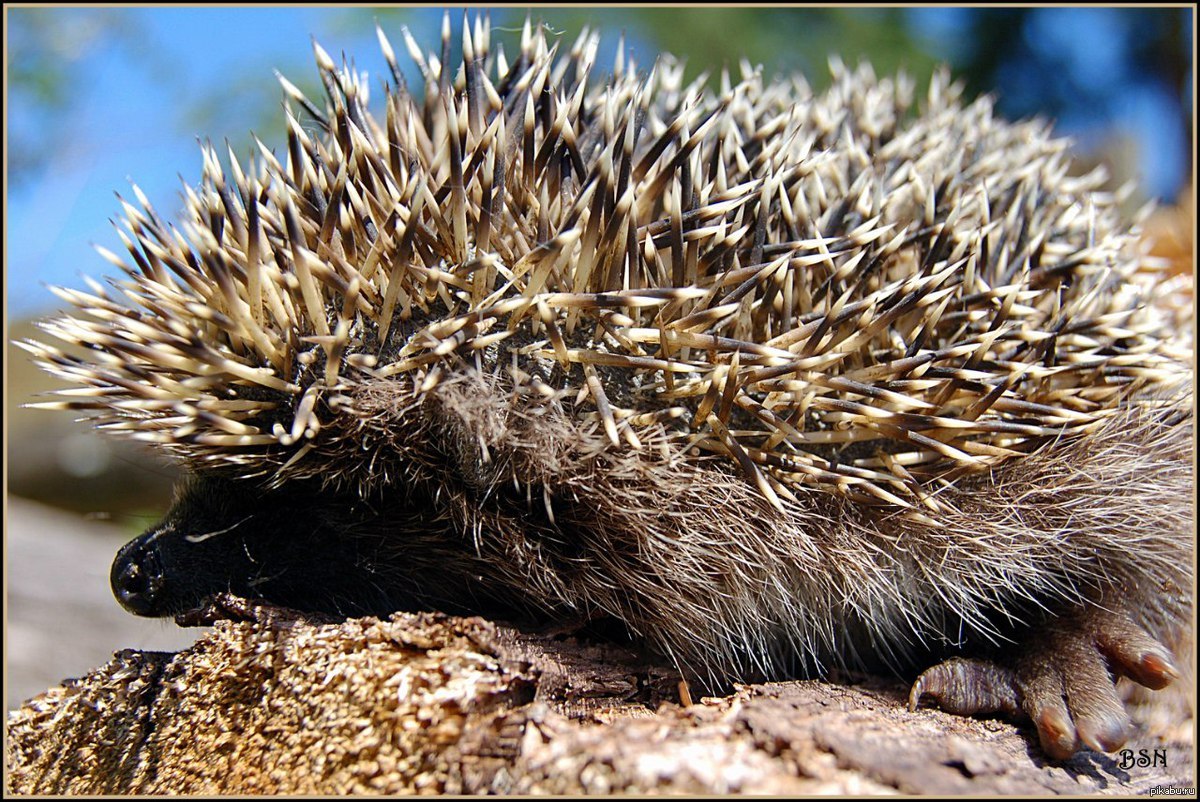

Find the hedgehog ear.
[
  {"left": 415, "top": 373, "right": 586, "bottom": 496},
  {"left": 421, "top": 376, "right": 511, "bottom": 491}
]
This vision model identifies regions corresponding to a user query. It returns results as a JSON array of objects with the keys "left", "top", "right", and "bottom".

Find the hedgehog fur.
[{"left": 24, "top": 15, "right": 1194, "bottom": 759}]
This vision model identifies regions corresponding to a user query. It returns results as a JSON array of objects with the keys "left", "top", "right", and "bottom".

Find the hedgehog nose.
[{"left": 111, "top": 535, "right": 166, "bottom": 617}]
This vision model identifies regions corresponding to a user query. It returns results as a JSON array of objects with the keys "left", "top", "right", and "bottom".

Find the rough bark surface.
[{"left": 5, "top": 605, "right": 1194, "bottom": 795}]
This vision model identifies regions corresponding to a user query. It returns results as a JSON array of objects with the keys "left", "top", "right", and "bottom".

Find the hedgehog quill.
[{"left": 23, "top": 16, "right": 1193, "bottom": 760}]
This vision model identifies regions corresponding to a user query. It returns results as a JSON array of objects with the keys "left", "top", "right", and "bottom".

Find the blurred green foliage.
[{"left": 366, "top": 7, "right": 942, "bottom": 93}]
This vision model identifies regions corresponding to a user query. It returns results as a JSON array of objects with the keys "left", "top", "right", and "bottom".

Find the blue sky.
[{"left": 6, "top": 7, "right": 1193, "bottom": 319}]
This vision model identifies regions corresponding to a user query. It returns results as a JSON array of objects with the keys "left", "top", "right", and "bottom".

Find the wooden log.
[{"left": 6, "top": 601, "right": 1193, "bottom": 795}]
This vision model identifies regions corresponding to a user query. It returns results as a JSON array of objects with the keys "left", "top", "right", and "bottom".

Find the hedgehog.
[{"left": 23, "top": 15, "right": 1194, "bottom": 761}]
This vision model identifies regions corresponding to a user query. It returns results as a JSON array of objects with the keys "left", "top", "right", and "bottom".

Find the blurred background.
[{"left": 4, "top": 6, "right": 1194, "bottom": 709}]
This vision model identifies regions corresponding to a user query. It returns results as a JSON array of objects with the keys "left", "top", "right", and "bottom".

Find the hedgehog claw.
[
  {"left": 910, "top": 607, "right": 1178, "bottom": 759},
  {"left": 1092, "top": 614, "right": 1180, "bottom": 691}
]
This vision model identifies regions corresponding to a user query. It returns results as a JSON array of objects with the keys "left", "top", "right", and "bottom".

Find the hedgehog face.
[
  {"left": 109, "top": 471, "right": 537, "bottom": 622},
  {"left": 110, "top": 475, "right": 392, "bottom": 618}
]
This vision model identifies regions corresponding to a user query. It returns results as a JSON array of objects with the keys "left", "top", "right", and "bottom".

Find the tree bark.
[{"left": 6, "top": 603, "right": 1193, "bottom": 795}]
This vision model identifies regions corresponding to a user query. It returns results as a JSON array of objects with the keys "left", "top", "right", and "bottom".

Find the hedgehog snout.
[{"left": 111, "top": 531, "right": 169, "bottom": 617}]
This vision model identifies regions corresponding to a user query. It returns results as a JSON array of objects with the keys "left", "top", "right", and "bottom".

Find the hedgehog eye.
[{"left": 185, "top": 514, "right": 254, "bottom": 544}]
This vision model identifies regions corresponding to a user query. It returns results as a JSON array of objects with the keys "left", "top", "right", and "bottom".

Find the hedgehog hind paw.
[{"left": 909, "top": 608, "right": 1180, "bottom": 760}]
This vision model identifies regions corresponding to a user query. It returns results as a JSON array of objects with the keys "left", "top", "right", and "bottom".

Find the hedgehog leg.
[{"left": 909, "top": 605, "right": 1180, "bottom": 759}]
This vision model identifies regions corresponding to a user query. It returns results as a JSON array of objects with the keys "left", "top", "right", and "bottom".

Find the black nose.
[{"left": 111, "top": 534, "right": 166, "bottom": 616}]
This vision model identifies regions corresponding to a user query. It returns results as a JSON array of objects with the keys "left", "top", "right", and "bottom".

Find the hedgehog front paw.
[
  {"left": 172, "top": 591, "right": 330, "bottom": 627},
  {"left": 908, "top": 608, "right": 1180, "bottom": 759}
]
